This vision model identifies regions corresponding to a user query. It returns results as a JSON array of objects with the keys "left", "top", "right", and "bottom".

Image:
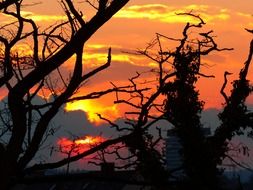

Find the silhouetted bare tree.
[
  {"left": 1, "top": 2, "right": 253, "bottom": 189},
  {"left": 105, "top": 13, "right": 253, "bottom": 189},
  {"left": 135, "top": 13, "right": 231, "bottom": 188},
  {"left": 0, "top": 0, "right": 130, "bottom": 189}
]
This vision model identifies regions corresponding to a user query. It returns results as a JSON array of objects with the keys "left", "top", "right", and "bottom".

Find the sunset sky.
[
  {"left": 1, "top": 0, "right": 253, "bottom": 125},
  {"left": 2, "top": 0, "right": 253, "bottom": 175},
  {"left": 65, "top": 0, "right": 253, "bottom": 124}
]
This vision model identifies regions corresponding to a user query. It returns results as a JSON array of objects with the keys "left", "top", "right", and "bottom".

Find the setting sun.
[
  {"left": 65, "top": 99, "right": 120, "bottom": 125},
  {"left": 57, "top": 135, "right": 106, "bottom": 154},
  {"left": 75, "top": 136, "right": 105, "bottom": 145}
]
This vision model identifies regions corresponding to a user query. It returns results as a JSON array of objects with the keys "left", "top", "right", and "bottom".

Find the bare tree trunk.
[{"left": 0, "top": 157, "right": 16, "bottom": 190}]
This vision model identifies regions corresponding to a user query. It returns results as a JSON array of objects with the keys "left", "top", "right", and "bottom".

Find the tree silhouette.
[
  {"left": 0, "top": 2, "right": 253, "bottom": 189},
  {"left": 109, "top": 13, "right": 252, "bottom": 189},
  {"left": 0, "top": 1, "right": 130, "bottom": 189}
]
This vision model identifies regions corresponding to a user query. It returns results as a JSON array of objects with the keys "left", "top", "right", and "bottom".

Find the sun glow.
[
  {"left": 65, "top": 100, "right": 120, "bottom": 125},
  {"left": 57, "top": 135, "right": 105, "bottom": 154},
  {"left": 75, "top": 136, "right": 105, "bottom": 145}
]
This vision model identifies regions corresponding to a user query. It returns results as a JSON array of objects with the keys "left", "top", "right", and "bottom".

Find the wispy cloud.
[
  {"left": 21, "top": 11, "right": 66, "bottom": 22},
  {"left": 80, "top": 44, "right": 158, "bottom": 68},
  {"left": 0, "top": 11, "right": 66, "bottom": 23},
  {"left": 115, "top": 4, "right": 231, "bottom": 23}
]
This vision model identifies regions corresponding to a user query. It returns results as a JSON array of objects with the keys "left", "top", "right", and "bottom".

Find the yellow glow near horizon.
[
  {"left": 65, "top": 100, "right": 120, "bottom": 125},
  {"left": 57, "top": 135, "right": 106, "bottom": 154},
  {"left": 75, "top": 136, "right": 105, "bottom": 145}
]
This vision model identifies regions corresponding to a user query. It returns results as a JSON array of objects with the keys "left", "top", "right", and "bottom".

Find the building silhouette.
[{"left": 165, "top": 127, "right": 211, "bottom": 177}]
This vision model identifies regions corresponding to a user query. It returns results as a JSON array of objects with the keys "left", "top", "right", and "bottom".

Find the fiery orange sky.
[
  {"left": 1, "top": 0, "right": 253, "bottom": 125},
  {"left": 66, "top": 0, "right": 253, "bottom": 124}
]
